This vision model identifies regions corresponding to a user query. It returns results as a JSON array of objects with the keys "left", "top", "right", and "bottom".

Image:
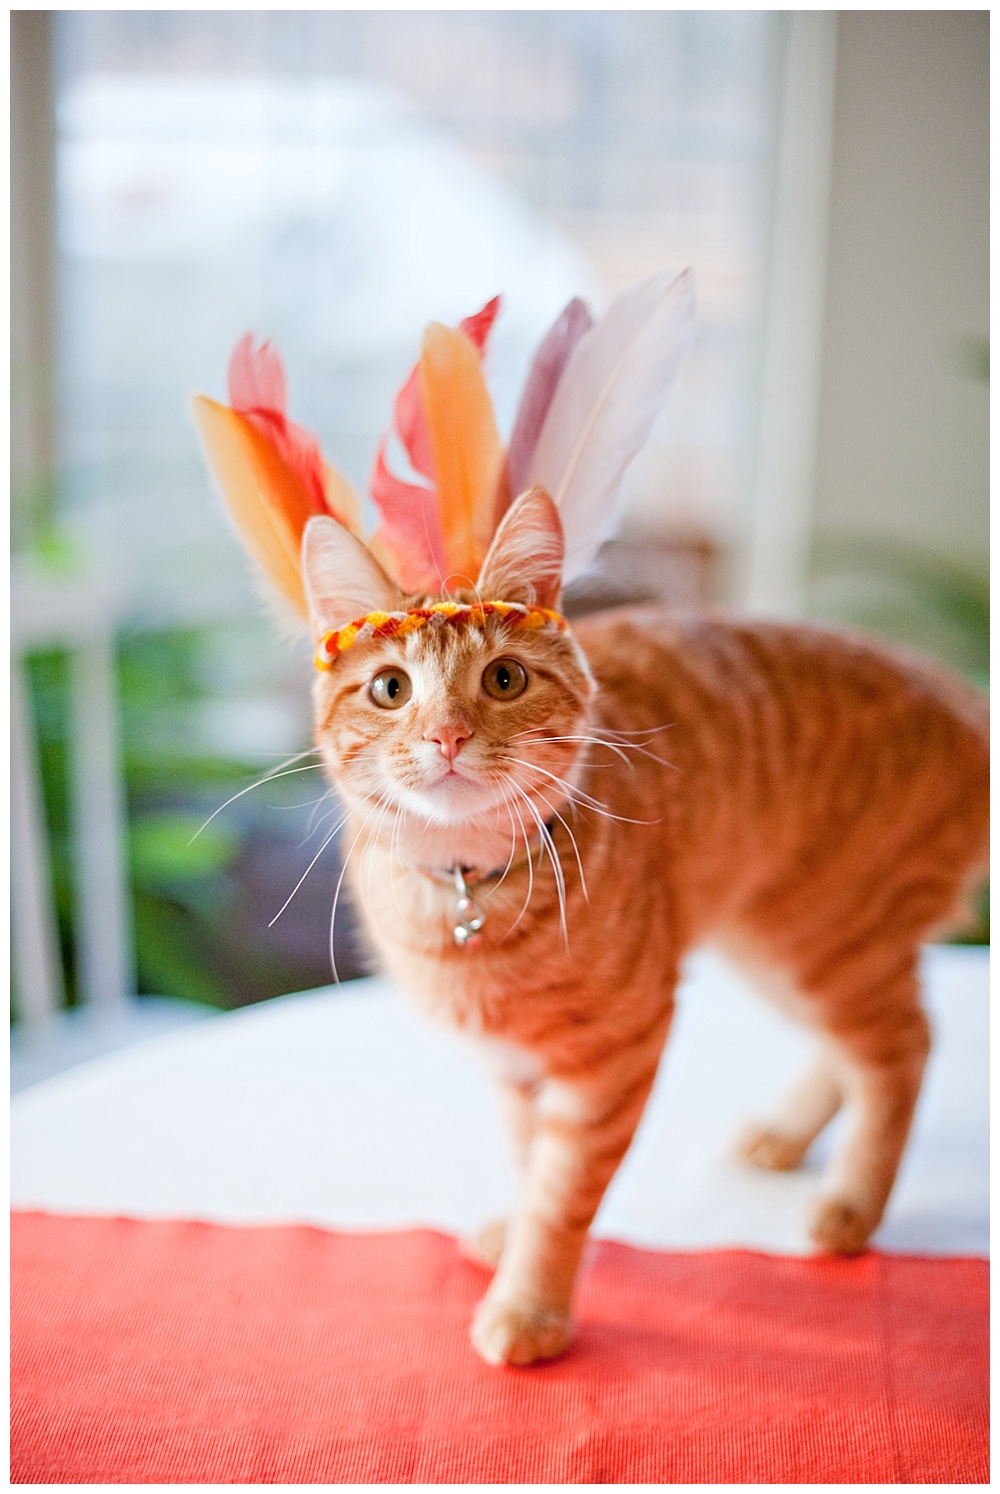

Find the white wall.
[{"left": 812, "top": 10, "right": 988, "bottom": 568}]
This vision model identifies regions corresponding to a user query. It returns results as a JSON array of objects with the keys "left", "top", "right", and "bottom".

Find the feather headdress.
[{"left": 192, "top": 270, "right": 695, "bottom": 619}]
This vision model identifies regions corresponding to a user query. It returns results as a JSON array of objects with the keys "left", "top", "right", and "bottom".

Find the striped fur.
[{"left": 310, "top": 525, "right": 988, "bottom": 1367}]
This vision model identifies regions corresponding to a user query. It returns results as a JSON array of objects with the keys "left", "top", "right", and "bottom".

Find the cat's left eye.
[{"left": 482, "top": 657, "right": 528, "bottom": 701}]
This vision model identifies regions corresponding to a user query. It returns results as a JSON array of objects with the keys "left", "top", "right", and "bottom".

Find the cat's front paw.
[
  {"left": 460, "top": 1218, "right": 507, "bottom": 1271},
  {"left": 471, "top": 1295, "right": 570, "bottom": 1366},
  {"left": 808, "top": 1195, "right": 874, "bottom": 1255}
]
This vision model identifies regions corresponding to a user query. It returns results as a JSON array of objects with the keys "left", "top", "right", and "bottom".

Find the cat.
[{"left": 302, "top": 484, "right": 989, "bottom": 1367}]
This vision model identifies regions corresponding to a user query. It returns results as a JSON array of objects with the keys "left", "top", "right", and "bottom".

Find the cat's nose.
[{"left": 425, "top": 723, "right": 473, "bottom": 762}]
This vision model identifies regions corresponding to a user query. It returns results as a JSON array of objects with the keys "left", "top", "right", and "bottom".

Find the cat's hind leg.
[
  {"left": 736, "top": 1050, "right": 842, "bottom": 1171},
  {"left": 805, "top": 959, "right": 930, "bottom": 1254},
  {"left": 728, "top": 916, "right": 932, "bottom": 1251}
]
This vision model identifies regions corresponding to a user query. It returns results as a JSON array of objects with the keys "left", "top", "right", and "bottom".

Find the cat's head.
[{"left": 303, "top": 487, "right": 594, "bottom": 829}]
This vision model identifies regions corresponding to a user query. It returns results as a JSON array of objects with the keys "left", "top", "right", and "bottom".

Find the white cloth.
[{"left": 10, "top": 946, "right": 988, "bottom": 1257}]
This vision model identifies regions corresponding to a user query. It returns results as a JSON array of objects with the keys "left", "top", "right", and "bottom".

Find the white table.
[{"left": 11, "top": 946, "right": 988, "bottom": 1258}]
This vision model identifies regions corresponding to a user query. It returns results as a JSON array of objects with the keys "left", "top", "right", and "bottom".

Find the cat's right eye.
[{"left": 369, "top": 667, "right": 413, "bottom": 710}]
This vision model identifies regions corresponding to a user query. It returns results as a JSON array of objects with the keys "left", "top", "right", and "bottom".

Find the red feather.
[
  {"left": 459, "top": 295, "right": 501, "bottom": 353},
  {"left": 228, "top": 334, "right": 327, "bottom": 514}
]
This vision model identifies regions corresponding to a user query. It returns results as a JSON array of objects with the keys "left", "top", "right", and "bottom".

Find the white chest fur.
[{"left": 470, "top": 1033, "right": 546, "bottom": 1090}]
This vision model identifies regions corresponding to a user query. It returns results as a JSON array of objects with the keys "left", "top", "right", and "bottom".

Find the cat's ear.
[
  {"left": 302, "top": 516, "right": 400, "bottom": 640},
  {"left": 476, "top": 485, "right": 564, "bottom": 609}
]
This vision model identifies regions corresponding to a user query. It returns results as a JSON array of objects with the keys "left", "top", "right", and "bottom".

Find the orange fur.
[{"left": 304, "top": 493, "right": 988, "bottom": 1367}]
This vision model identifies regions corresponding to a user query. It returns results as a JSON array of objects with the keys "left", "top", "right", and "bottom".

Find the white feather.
[{"left": 526, "top": 269, "right": 696, "bottom": 584}]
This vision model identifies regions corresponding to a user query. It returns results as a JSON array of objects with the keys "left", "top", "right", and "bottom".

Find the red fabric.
[{"left": 11, "top": 1211, "right": 987, "bottom": 1484}]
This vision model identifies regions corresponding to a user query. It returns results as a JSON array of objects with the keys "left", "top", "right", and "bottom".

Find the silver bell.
[{"left": 453, "top": 869, "right": 486, "bottom": 947}]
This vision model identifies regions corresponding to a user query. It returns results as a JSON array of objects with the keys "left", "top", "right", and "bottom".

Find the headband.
[{"left": 314, "top": 600, "right": 567, "bottom": 670}]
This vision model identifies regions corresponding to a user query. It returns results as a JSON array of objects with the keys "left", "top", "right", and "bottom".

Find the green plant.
[
  {"left": 22, "top": 630, "right": 259, "bottom": 1012},
  {"left": 809, "top": 536, "right": 988, "bottom": 689}
]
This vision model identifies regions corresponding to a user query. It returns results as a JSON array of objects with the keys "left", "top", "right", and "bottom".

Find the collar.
[
  {"left": 416, "top": 815, "right": 558, "bottom": 948},
  {"left": 415, "top": 814, "right": 557, "bottom": 890}
]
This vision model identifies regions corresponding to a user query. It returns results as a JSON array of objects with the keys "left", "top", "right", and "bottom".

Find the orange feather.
[
  {"left": 418, "top": 323, "right": 504, "bottom": 587},
  {"left": 191, "top": 395, "right": 313, "bottom": 617},
  {"left": 322, "top": 462, "right": 364, "bottom": 540}
]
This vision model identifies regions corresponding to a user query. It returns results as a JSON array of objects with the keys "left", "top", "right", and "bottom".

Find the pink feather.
[
  {"left": 369, "top": 440, "right": 447, "bottom": 592},
  {"left": 393, "top": 367, "right": 435, "bottom": 482},
  {"left": 228, "top": 333, "right": 327, "bottom": 513},
  {"left": 506, "top": 297, "right": 594, "bottom": 498},
  {"left": 228, "top": 331, "right": 287, "bottom": 414}
]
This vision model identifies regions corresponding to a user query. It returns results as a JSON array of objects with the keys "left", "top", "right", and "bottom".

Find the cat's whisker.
[
  {"left": 305, "top": 784, "right": 343, "bottom": 840},
  {"left": 507, "top": 779, "right": 566, "bottom": 905},
  {"left": 535, "top": 813, "right": 569, "bottom": 944},
  {"left": 188, "top": 751, "right": 323, "bottom": 845},
  {"left": 268, "top": 802, "right": 354, "bottom": 927},
  {"left": 591, "top": 727, "right": 680, "bottom": 771},
  {"left": 588, "top": 722, "right": 677, "bottom": 741},
  {"left": 301, "top": 810, "right": 347, "bottom": 855},
  {"left": 594, "top": 736, "right": 678, "bottom": 770},
  {"left": 519, "top": 729, "right": 676, "bottom": 772},
  {"left": 387, "top": 802, "right": 406, "bottom": 915},
  {"left": 504, "top": 757, "right": 663, "bottom": 826},
  {"left": 527, "top": 785, "right": 589, "bottom": 905},
  {"left": 512, "top": 764, "right": 660, "bottom": 825},
  {"left": 328, "top": 792, "right": 391, "bottom": 983},
  {"left": 504, "top": 792, "right": 536, "bottom": 936},
  {"left": 529, "top": 776, "right": 660, "bottom": 827},
  {"left": 516, "top": 731, "right": 635, "bottom": 769},
  {"left": 303, "top": 804, "right": 342, "bottom": 845},
  {"left": 280, "top": 790, "right": 336, "bottom": 819},
  {"left": 510, "top": 782, "right": 570, "bottom": 948},
  {"left": 478, "top": 790, "right": 521, "bottom": 902},
  {"left": 359, "top": 791, "right": 392, "bottom": 911},
  {"left": 512, "top": 721, "right": 678, "bottom": 770},
  {"left": 299, "top": 788, "right": 343, "bottom": 846},
  {"left": 364, "top": 795, "right": 397, "bottom": 915}
]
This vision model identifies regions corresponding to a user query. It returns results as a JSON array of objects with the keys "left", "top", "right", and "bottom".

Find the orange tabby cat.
[{"left": 303, "top": 485, "right": 988, "bottom": 1367}]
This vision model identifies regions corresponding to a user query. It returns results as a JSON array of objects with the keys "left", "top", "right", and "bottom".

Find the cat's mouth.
[
  {"left": 423, "top": 761, "right": 485, "bottom": 796},
  {"left": 435, "top": 761, "right": 471, "bottom": 782},
  {"left": 388, "top": 757, "right": 508, "bottom": 824}
]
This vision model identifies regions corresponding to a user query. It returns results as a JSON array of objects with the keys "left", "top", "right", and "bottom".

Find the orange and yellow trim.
[{"left": 314, "top": 601, "right": 567, "bottom": 670}]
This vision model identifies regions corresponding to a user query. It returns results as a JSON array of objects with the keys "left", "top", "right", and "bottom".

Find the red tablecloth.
[{"left": 11, "top": 1210, "right": 988, "bottom": 1484}]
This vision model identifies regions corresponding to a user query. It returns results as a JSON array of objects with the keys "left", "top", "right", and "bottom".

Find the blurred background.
[{"left": 11, "top": 11, "right": 988, "bottom": 1049}]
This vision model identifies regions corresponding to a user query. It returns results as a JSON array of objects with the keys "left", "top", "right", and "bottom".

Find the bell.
[
  {"left": 456, "top": 897, "right": 485, "bottom": 932},
  {"left": 453, "top": 868, "right": 486, "bottom": 948},
  {"left": 454, "top": 922, "right": 483, "bottom": 948}
]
